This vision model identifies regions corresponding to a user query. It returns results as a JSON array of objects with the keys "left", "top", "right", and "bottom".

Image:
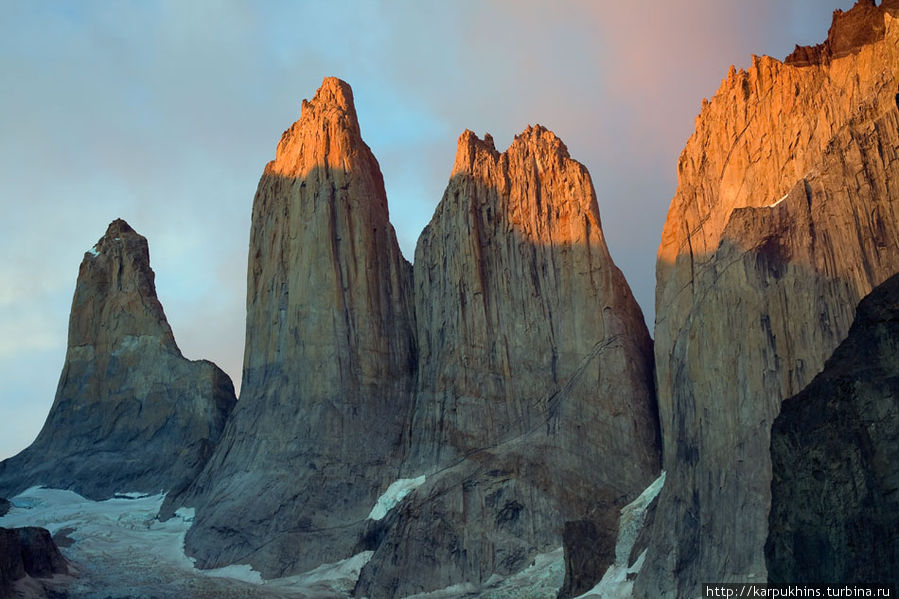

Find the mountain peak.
[
  {"left": 176, "top": 75, "right": 416, "bottom": 577},
  {"left": 452, "top": 124, "right": 573, "bottom": 178},
  {"left": 0, "top": 220, "right": 236, "bottom": 501},
  {"left": 512, "top": 123, "right": 571, "bottom": 160},
  {"left": 74, "top": 219, "right": 174, "bottom": 351},
  {"left": 104, "top": 218, "right": 135, "bottom": 238},
  {"left": 268, "top": 77, "right": 369, "bottom": 179},
  {"left": 301, "top": 76, "right": 357, "bottom": 122},
  {"left": 452, "top": 129, "right": 500, "bottom": 175},
  {"left": 88, "top": 218, "right": 142, "bottom": 259},
  {"left": 784, "top": 0, "right": 893, "bottom": 66}
]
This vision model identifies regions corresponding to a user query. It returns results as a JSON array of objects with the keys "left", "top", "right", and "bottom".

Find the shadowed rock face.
[
  {"left": 785, "top": 0, "right": 899, "bottom": 66},
  {"left": 639, "top": 3, "right": 899, "bottom": 596},
  {"left": 355, "top": 128, "right": 659, "bottom": 597},
  {"left": 173, "top": 77, "right": 417, "bottom": 577},
  {"left": 0, "top": 526, "right": 68, "bottom": 597},
  {"left": 768, "top": 272, "right": 899, "bottom": 589},
  {"left": 0, "top": 219, "right": 236, "bottom": 500},
  {"left": 558, "top": 516, "right": 618, "bottom": 599}
]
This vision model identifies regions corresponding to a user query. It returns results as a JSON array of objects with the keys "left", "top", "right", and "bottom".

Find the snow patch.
[
  {"left": 399, "top": 546, "right": 564, "bottom": 599},
  {"left": 278, "top": 551, "right": 373, "bottom": 588},
  {"left": 576, "top": 472, "right": 667, "bottom": 599},
  {"left": 174, "top": 506, "right": 195, "bottom": 522},
  {"left": 202, "top": 563, "right": 265, "bottom": 584},
  {"left": 0, "top": 486, "right": 373, "bottom": 597},
  {"left": 766, "top": 193, "right": 789, "bottom": 208},
  {"left": 368, "top": 475, "right": 426, "bottom": 520},
  {"left": 87, "top": 245, "right": 100, "bottom": 257}
]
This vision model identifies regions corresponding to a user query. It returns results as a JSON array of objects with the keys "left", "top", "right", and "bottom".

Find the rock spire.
[
  {"left": 0, "top": 219, "right": 236, "bottom": 500},
  {"left": 356, "top": 126, "right": 660, "bottom": 597},
  {"left": 171, "top": 77, "right": 418, "bottom": 577}
]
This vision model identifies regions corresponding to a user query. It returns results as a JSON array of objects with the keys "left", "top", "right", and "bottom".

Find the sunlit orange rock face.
[
  {"left": 640, "top": 2, "right": 899, "bottom": 596},
  {"left": 356, "top": 127, "right": 660, "bottom": 597},
  {"left": 170, "top": 77, "right": 417, "bottom": 577}
]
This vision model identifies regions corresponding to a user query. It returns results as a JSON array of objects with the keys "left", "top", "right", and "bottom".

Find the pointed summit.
[
  {"left": 513, "top": 123, "right": 570, "bottom": 155},
  {"left": 72, "top": 218, "right": 176, "bottom": 352},
  {"left": 451, "top": 125, "right": 572, "bottom": 179},
  {"left": 267, "top": 77, "right": 372, "bottom": 183},
  {"left": 303, "top": 76, "right": 357, "bottom": 120},
  {"left": 451, "top": 129, "right": 500, "bottom": 175},
  {"left": 416, "top": 120, "right": 656, "bottom": 484},
  {"left": 0, "top": 220, "right": 236, "bottom": 500},
  {"left": 103, "top": 217, "right": 135, "bottom": 236},
  {"left": 449, "top": 124, "right": 599, "bottom": 243}
]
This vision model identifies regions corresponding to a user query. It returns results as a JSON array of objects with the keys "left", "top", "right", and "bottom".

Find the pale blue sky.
[{"left": 0, "top": 0, "right": 854, "bottom": 459}]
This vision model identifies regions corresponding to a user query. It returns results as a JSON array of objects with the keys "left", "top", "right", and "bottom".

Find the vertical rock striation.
[
  {"left": 767, "top": 272, "right": 899, "bottom": 589},
  {"left": 174, "top": 77, "right": 417, "bottom": 577},
  {"left": 0, "top": 219, "right": 236, "bottom": 500},
  {"left": 639, "top": 2, "right": 899, "bottom": 596},
  {"left": 356, "top": 127, "right": 659, "bottom": 597}
]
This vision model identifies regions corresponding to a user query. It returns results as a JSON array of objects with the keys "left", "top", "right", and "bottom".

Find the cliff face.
[
  {"left": 0, "top": 219, "right": 236, "bottom": 500},
  {"left": 355, "top": 128, "right": 660, "bottom": 597},
  {"left": 640, "top": 2, "right": 899, "bottom": 596},
  {"left": 174, "top": 78, "right": 418, "bottom": 577},
  {"left": 767, "top": 272, "right": 899, "bottom": 589}
]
